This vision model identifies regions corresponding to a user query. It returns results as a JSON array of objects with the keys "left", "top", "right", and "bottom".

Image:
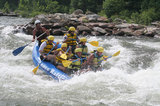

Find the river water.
[{"left": 0, "top": 16, "right": 160, "bottom": 106}]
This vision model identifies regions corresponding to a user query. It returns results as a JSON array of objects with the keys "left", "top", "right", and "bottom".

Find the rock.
[
  {"left": 151, "top": 21, "right": 160, "bottom": 27},
  {"left": 0, "top": 12, "right": 3, "bottom": 16},
  {"left": 77, "top": 25, "right": 91, "bottom": 34},
  {"left": 91, "top": 31, "right": 101, "bottom": 36},
  {"left": 42, "top": 24, "right": 53, "bottom": 29},
  {"left": 52, "top": 29, "right": 64, "bottom": 36},
  {"left": 133, "top": 29, "right": 145, "bottom": 36},
  {"left": 72, "top": 9, "right": 84, "bottom": 15},
  {"left": 93, "top": 27, "right": 106, "bottom": 34},
  {"left": 86, "top": 14, "right": 100, "bottom": 22},
  {"left": 52, "top": 23, "right": 63, "bottom": 28},
  {"left": 97, "top": 16, "right": 108, "bottom": 22},
  {"left": 120, "top": 28, "right": 134, "bottom": 36},
  {"left": 23, "top": 24, "right": 34, "bottom": 35}
]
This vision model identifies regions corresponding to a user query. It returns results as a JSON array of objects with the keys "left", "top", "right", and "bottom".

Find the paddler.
[
  {"left": 76, "top": 37, "right": 89, "bottom": 61},
  {"left": 53, "top": 43, "right": 73, "bottom": 73},
  {"left": 66, "top": 48, "right": 87, "bottom": 75},
  {"left": 87, "top": 47, "right": 105, "bottom": 72},
  {"left": 63, "top": 26, "right": 80, "bottom": 54},
  {"left": 39, "top": 35, "right": 58, "bottom": 64},
  {"left": 32, "top": 20, "right": 50, "bottom": 46}
]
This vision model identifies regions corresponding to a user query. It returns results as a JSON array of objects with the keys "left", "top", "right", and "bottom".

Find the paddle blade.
[
  {"left": 60, "top": 54, "right": 67, "bottom": 60},
  {"left": 88, "top": 41, "right": 99, "bottom": 47},
  {"left": 112, "top": 51, "right": 120, "bottom": 57},
  {"left": 12, "top": 44, "right": 28, "bottom": 56},
  {"left": 32, "top": 65, "right": 39, "bottom": 74},
  {"left": 62, "top": 60, "right": 72, "bottom": 67},
  {"left": 103, "top": 56, "right": 108, "bottom": 61}
]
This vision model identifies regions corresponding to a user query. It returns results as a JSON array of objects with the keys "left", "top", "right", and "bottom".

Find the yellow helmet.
[
  {"left": 69, "top": 27, "right": 76, "bottom": 31},
  {"left": 61, "top": 43, "right": 67, "bottom": 48},
  {"left": 80, "top": 37, "right": 87, "bottom": 42},
  {"left": 97, "top": 47, "right": 104, "bottom": 53},
  {"left": 48, "top": 35, "right": 54, "bottom": 41},
  {"left": 75, "top": 48, "right": 82, "bottom": 53}
]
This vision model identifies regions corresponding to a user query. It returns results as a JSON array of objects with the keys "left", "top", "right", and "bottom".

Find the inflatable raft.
[{"left": 32, "top": 42, "right": 71, "bottom": 81}]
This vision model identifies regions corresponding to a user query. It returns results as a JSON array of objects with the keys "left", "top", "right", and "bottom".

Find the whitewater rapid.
[{"left": 0, "top": 16, "right": 160, "bottom": 106}]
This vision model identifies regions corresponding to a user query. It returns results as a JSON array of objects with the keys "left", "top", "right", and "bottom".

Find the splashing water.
[{"left": 0, "top": 16, "right": 160, "bottom": 106}]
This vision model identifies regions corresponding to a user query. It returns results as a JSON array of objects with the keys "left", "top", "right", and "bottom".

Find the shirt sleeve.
[
  {"left": 39, "top": 42, "right": 47, "bottom": 51},
  {"left": 63, "top": 35, "right": 67, "bottom": 40}
]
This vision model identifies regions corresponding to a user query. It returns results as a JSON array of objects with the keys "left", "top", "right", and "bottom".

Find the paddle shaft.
[
  {"left": 32, "top": 43, "right": 57, "bottom": 74},
  {"left": 12, "top": 31, "right": 48, "bottom": 56}
]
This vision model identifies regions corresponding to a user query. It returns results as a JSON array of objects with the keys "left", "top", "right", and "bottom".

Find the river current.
[{"left": 0, "top": 16, "right": 160, "bottom": 106}]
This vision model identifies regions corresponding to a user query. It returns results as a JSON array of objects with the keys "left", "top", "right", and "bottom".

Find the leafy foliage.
[{"left": 0, "top": 0, "right": 159, "bottom": 25}]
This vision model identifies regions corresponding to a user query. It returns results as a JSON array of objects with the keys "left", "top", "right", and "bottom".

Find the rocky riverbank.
[{"left": 16, "top": 9, "right": 160, "bottom": 37}]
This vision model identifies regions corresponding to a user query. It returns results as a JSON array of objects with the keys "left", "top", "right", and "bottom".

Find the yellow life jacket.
[
  {"left": 77, "top": 44, "right": 88, "bottom": 58},
  {"left": 43, "top": 41, "right": 54, "bottom": 54},
  {"left": 68, "top": 55, "right": 82, "bottom": 70},
  {"left": 93, "top": 52, "right": 103, "bottom": 68},
  {"left": 65, "top": 33, "right": 77, "bottom": 46},
  {"left": 55, "top": 48, "right": 66, "bottom": 63}
]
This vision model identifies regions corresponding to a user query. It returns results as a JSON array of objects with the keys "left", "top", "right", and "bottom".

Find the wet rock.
[
  {"left": 93, "top": 27, "right": 106, "bottom": 35},
  {"left": 52, "top": 29, "right": 64, "bottom": 36},
  {"left": 77, "top": 25, "right": 91, "bottom": 34}
]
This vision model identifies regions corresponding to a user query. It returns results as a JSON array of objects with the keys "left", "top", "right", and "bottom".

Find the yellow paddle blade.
[
  {"left": 112, "top": 51, "right": 120, "bottom": 57},
  {"left": 88, "top": 41, "right": 99, "bottom": 47},
  {"left": 60, "top": 54, "right": 67, "bottom": 60},
  {"left": 103, "top": 56, "right": 108, "bottom": 61},
  {"left": 62, "top": 60, "right": 72, "bottom": 67},
  {"left": 32, "top": 65, "right": 39, "bottom": 74}
]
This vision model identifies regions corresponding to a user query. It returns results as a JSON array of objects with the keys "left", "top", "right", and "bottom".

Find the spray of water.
[{"left": 0, "top": 17, "right": 160, "bottom": 106}]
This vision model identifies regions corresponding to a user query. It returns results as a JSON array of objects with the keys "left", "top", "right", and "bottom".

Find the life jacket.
[
  {"left": 93, "top": 51, "right": 103, "bottom": 68},
  {"left": 55, "top": 48, "right": 67, "bottom": 63},
  {"left": 68, "top": 55, "right": 84, "bottom": 70},
  {"left": 65, "top": 33, "right": 77, "bottom": 46},
  {"left": 77, "top": 44, "right": 88, "bottom": 58},
  {"left": 35, "top": 28, "right": 47, "bottom": 41},
  {"left": 43, "top": 41, "right": 54, "bottom": 54}
]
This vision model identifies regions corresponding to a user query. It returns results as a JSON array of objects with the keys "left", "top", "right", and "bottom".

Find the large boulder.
[{"left": 77, "top": 25, "right": 92, "bottom": 34}]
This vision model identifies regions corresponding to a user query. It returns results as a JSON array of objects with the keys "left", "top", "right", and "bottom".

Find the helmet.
[
  {"left": 75, "top": 48, "right": 82, "bottom": 53},
  {"left": 61, "top": 43, "right": 67, "bottom": 48},
  {"left": 34, "top": 20, "right": 41, "bottom": 25},
  {"left": 97, "top": 47, "right": 104, "bottom": 53},
  {"left": 80, "top": 37, "right": 87, "bottom": 42},
  {"left": 69, "top": 27, "right": 76, "bottom": 32},
  {"left": 48, "top": 35, "right": 54, "bottom": 41}
]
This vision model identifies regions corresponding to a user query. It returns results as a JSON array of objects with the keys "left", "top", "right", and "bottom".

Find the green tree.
[
  {"left": 103, "top": 0, "right": 125, "bottom": 17},
  {"left": 3, "top": 2, "right": 10, "bottom": 13}
]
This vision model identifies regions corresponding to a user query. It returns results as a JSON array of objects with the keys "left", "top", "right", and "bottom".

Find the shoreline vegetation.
[
  {"left": 1, "top": 0, "right": 160, "bottom": 37},
  {"left": 1, "top": 0, "right": 160, "bottom": 25}
]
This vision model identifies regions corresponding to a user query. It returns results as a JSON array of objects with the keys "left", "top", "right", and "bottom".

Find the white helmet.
[{"left": 34, "top": 20, "right": 41, "bottom": 25}]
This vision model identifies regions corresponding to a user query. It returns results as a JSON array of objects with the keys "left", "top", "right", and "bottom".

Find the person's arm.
[
  {"left": 76, "top": 36, "right": 80, "bottom": 43},
  {"left": 42, "top": 27, "right": 50, "bottom": 35},
  {"left": 87, "top": 54, "right": 94, "bottom": 65},
  {"left": 39, "top": 42, "right": 47, "bottom": 56},
  {"left": 62, "top": 35, "right": 69, "bottom": 43},
  {"left": 32, "top": 29, "right": 36, "bottom": 42}
]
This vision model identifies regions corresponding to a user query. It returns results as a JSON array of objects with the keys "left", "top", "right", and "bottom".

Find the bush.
[
  {"left": 3, "top": 2, "right": 10, "bottom": 13},
  {"left": 139, "top": 8, "right": 157, "bottom": 25}
]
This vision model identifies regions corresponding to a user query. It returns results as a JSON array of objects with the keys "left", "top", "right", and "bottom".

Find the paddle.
[
  {"left": 12, "top": 31, "right": 47, "bottom": 56},
  {"left": 60, "top": 47, "right": 70, "bottom": 60},
  {"left": 62, "top": 58, "right": 86, "bottom": 67},
  {"left": 87, "top": 41, "right": 99, "bottom": 47},
  {"left": 68, "top": 38, "right": 99, "bottom": 47},
  {"left": 32, "top": 43, "right": 57, "bottom": 74},
  {"left": 98, "top": 51, "right": 120, "bottom": 63}
]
